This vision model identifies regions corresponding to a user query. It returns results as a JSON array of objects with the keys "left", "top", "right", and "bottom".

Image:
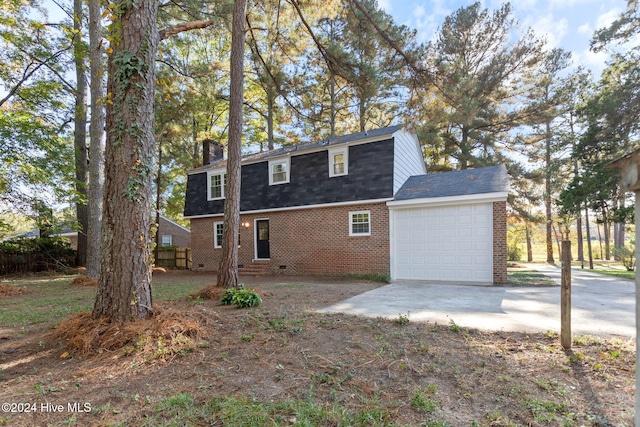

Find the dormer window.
[
  {"left": 207, "top": 170, "right": 227, "bottom": 200},
  {"left": 269, "top": 158, "right": 290, "bottom": 185},
  {"left": 329, "top": 147, "right": 348, "bottom": 177}
]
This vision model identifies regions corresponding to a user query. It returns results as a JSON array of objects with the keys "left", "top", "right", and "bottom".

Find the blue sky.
[{"left": 378, "top": 0, "right": 627, "bottom": 77}]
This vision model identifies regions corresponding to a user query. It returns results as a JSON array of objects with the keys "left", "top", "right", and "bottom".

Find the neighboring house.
[
  {"left": 184, "top": 126, "right": 509, "bottom": 284},
  {"left": 56, "top": 228, "right": 79, "bottom": 250},
  {"left": 156, "top": 215, "right": 191, "bottom": 248},
  {"left": 53, "top": 215, "right": 191, "bottom": 250}
]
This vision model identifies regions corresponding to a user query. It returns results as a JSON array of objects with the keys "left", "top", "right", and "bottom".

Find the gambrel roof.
[{"left": 188, "top": 125, "right": 403, "bottom": 174}]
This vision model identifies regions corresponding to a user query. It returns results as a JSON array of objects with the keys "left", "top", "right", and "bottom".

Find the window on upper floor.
[
  {"left": 269, "top": 158, "right": 290, "bottom": 185},
  {"left": 349, "top": 210, "right": 371, "bottom": 236},
  {"left": 329, "top": 147, "right": 348, "bottom": 177},
  {"left": 207, "top": 171, "right": 227, "bottom": 200}
]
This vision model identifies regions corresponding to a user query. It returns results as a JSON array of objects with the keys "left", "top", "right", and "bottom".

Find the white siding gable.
[{"left": 392, "top": 129, "right": 426, "bottom": 194}]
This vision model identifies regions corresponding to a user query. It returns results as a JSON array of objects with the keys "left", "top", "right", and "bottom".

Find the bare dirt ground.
[{"left": 0, "top": 271, "right": 635, "bottom": 426}]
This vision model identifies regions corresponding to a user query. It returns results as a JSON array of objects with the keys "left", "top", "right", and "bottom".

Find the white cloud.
[
  {"left": 548, "top": 0, "right": 585, "bottom": 9},
  {"left": 413, "top": 5, "right": 425, "bottom": 18},
  {"left": 577, "top": 22, "right": 592, "bottom": 35},
  {"left": 595, "top": 7, "right": 623, "bottom": 30},
  {"left": 378, "top": 0, "right": 392, "bottom": 13},
  {"left": 410, "top": 2, "right": 451, "bottom": 44},
  {"left": 573, "top": 47, "right": 609, "bottom": 75},
  {"left": 523, "top": 13, "right": 569, "bottom": 49}
]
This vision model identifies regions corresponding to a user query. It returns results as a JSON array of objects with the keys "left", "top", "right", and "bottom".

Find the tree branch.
[
  {"left": 159, "top": 20, "right": 217, "bottom": 41},
  {"left": 0, "top": 45, "right": 72, "bottom": 108},
  {"left": 348, "top": 0, "right": 433, "bottom": 85}
]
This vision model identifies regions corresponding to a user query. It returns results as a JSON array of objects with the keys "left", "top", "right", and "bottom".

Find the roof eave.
[{"left": 387, "top": 191, "right": 508, "bottom": 209}]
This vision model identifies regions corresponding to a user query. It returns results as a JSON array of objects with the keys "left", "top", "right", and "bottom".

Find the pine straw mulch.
[
  {"left": 191, "top": 284, "right": 226, "bottom": 300},
  {"left": 0, "top": 283, "right": 29, "bottom": 297},
  {"left": 69, "top": 275, "right": 98, "bottom": 287},
  {"left": 49, "top": 302, "right": 216, "bottom": 364}
]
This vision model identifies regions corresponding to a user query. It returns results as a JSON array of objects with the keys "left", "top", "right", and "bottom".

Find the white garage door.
[{"left": 391, "top": 203, "right": 493, "bottom": 282}]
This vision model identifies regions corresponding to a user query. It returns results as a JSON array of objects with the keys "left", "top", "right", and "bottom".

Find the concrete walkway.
[{"left": 319, "top": 264, "right": 636, "bottom": 338}]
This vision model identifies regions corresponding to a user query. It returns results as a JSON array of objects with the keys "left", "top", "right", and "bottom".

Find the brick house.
[
  {"left": 184, "top": 126, "right": 509, "bottom": 284},
  {"left": 156, "top": 215, "right": 191, "bottom": 248}
]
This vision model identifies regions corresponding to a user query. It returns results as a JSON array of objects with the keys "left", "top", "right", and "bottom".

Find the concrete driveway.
[{"left": 319, "top": 264, "right": 636, "bottom": 338}]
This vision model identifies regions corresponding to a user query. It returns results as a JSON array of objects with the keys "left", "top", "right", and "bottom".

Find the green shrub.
[
  {"left": 613, "top": 245, "right": 635, "bottom": 271},
  {"left": 0, "top": 236, "right": 76, "bottom": 274},
  {"left": 221, "top": 286, "right": 262, "bottom": 308},
  {"left": 507, "top": 243, "right": 523, "bottom": 262}
]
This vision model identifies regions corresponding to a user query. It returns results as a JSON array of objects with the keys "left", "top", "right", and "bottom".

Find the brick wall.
[
  {"left": 158, "top": 217, "right": 191, "bottom": 248},
  {"left": 191, "top": 200, "right": 507, "bottom": 283},
  {"left": 492, "top": 201, "right": 508, "bottom": 284},
  {"left": 190, "top": 202, "right": 390, "bottom": 276}
]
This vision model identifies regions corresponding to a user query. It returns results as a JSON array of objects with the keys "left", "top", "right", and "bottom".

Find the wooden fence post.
[{"left": 561, "top": 240, "right": 572, "bottom": 350}]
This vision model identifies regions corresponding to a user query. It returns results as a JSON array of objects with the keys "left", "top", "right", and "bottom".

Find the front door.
[{"left": 255, "top": 219, "right": 270, "bottom": 259}]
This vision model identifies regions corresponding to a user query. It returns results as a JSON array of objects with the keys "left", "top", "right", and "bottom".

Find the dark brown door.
[{"left": 256, "top": 219, "right": 270, "bottom": 259}]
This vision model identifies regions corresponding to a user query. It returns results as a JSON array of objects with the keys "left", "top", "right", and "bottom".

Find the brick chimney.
[{"left": 202, "top": 139, "right": 224, "bottom": 166}]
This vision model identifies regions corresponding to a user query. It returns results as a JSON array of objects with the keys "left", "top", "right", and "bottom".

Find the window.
[
  {"left": 161, "top": 235, "right": 172, "bottom": 246},
  {"left": 329, "top": 147, "right": 348, "bottom": 177},
  {"left": 214, "top": 222, "right": 224, "bottom": 248},
  {"left": 207, "top": 171, "right": 227, "bottom": 200},
  {"left": 214, "top": 221, "right": 241, "bottom": 248},
  {"left": 269, "top": 158, "right": 290, "bottom": 185},
  {"left": 349, "top": 211, "right": 371, "bottom": 236}
]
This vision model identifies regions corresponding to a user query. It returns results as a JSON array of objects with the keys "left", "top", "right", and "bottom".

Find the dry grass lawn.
[{"left": 0, "top": 271, "right": 635, "bottom": 426}]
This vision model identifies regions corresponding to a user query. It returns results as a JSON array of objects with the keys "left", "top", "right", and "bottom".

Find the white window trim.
[
  {"left": 214, "top": 221, "right": 241, "bottom": 248},
  {"left": 214, "top": 221, "right": 224, "bottom": 248},
  {"left": 328, "top": 147, "right": 348, "bottom": 177},
  {"left": 349, "top": 210, "right": 371, "bottom": 236},
  {"left": 207, "top": 170, "right": 226, "bottom": 201},
  {"left": 268, "top": 157, "right": 290, "bottom": 185},
  {"left": 161, "top": 235, "right": 172, "bottom": 246}
]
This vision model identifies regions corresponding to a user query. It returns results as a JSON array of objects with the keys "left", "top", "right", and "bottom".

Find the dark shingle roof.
[
  {"left": 188, "top": 125, "right": 403, "bottom": 174},
  {"left": 394, "top": 165, "right": 509, "bottom": 200}
]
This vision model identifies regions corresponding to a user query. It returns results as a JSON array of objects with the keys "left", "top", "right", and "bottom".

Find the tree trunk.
[
  {"left": 576, "top": 214, "right": 584, "bottom": 262},
  {"left": 329, "top": 74, "right": 336, "bottom": 138},
  {"left": 545, "top": 119, "right": 554, "bottom": 264},
  {"left": 192, "top": 114, "right": 200, "bottom": 167},
  {"left": 93, "top": 0, "right": 159, "bottom": 321},
  {"left": 602, "top": 208, "right": 611, "bottom": 261},
  {"left": 74, "top": 0, "right": 88, "bottom": 267},
  {"left": 553, "top": 223, "right": 562, "bottom": 260},
  {"left": 85, "top": 0, "right": 105, "bottom": 279},
  {"left": 585, "top": 205, "right": 594, "bottom": 269},
  {"left": 328, "top": 20, "right": 336, "bottom": 139},
  {"left": 155, "top": 139, "right": 163, "bottom": 263},
  {"left": 460, "top": 127, "right": 470, "bottom": 169},
  {"left": 596, "top": 223, "right": 603, "bottom": 260},
  {"left": 216, "top": 0, "right": 247, "bottom": 289},
  {"left": 267, "top": 88, "right": 274, "bottom": 150},
  {"left": 614, "top": 195, "right": 624, "bottom": 259},
  {"left": 569, "top": 118, "right": 584, "bottom": 263},
  {"left": 358, "top": 96, "right": 366, "bottom": 132},
  {"left": 526, "top": 225, "right": 533, "bottom": 262}
]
